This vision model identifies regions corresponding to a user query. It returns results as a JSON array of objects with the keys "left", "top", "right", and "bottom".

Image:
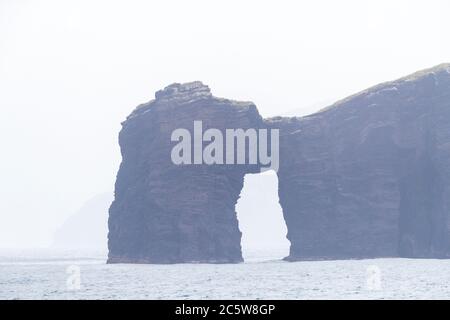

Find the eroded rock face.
[
  {"left": 108, "top": 82, "right": 263, "bottom": 263},
  {"left": 109, "top": 64, "right": 450, "bottom": 263},
  {"left": 271, "top": 63, "right": 450, "bottom": 260}
]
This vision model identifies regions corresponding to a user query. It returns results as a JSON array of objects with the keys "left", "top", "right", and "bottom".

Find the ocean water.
[{"left": 0, "top": 249, "right": 449, "bottom": 300}]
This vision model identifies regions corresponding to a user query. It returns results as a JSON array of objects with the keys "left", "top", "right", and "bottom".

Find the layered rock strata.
[{"left": 108, "top": 64, "right": 450, "bottom": 263}]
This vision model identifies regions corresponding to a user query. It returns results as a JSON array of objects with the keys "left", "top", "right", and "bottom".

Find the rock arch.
[{"left": 108, "top": 64, "right": 450, "bottom": 263}]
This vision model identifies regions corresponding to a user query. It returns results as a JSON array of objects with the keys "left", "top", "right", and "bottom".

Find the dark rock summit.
[
  {"left": 108, "top": 64, "right": 450, "bottom": 263},
  {"left": 272, "top": 63, "right": 450, "bottom": 260}
]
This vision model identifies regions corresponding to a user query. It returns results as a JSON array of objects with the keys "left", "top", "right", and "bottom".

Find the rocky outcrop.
[
  {"left": 109, "top": 64, "right": 450, "bottom": 263},
  {"left": 271, "top": 63, "right": 450, "bottom": 260},
  {"left": 108, "top": 82, "right": 264, "bottom": 263}
]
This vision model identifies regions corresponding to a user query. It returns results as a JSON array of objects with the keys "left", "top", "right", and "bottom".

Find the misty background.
[{"left": 0, "top": 0, "right": 448, "bottom": 249}]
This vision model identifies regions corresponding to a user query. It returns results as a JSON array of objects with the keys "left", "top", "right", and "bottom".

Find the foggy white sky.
[{"left": 0, "top": 0, "right": 449, "bottom": 248}]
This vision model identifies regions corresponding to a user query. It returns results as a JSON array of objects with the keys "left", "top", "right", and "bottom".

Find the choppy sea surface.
[{"left": 0, "top": 248, "right": 449, "bottom": 300}]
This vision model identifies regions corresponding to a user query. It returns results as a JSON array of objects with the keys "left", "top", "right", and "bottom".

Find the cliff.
[
  {"left": 108, "top": 82, "right": 264, "bottom": 263},
  {"left": 108, "top": 64, "right": 450, "bottom": 263},
  {"left": 271, "top": 63, "right": 450, "bottom": 260}
]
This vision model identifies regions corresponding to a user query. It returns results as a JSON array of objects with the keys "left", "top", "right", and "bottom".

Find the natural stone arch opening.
[
  {"left": 109, "top": 69, "right": 450, "bottom": 264},
  {"left": 236, "top": 170, "right": 290, "bottom": 262}
]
